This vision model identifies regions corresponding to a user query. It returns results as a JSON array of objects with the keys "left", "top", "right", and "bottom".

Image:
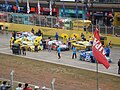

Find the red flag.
[{"left": 92, "top": 27, "right": 110, "bottom": 69}]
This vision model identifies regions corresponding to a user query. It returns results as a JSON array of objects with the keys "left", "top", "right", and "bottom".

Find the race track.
[{"left": 0, "top": 33, "right": 120, "bottom": 76}]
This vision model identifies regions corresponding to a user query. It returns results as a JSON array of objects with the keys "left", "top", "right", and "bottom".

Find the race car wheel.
[
  {"left": 81, "top": 56, "right": 85, "bottom": 61},
  {"left": 28, "top": 47, "right": 31, "bottom": 51}
]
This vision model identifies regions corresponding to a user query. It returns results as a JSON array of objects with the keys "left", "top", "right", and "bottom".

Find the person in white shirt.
[
  {"left": 48, "top": 39, "right": 53, "bottom": 52},
  {"left": 16, "top": 83, "right": 23, "bottom": 90}
]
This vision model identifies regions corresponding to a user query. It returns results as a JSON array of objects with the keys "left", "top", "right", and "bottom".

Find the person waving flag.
[{"left": 92, "top": 27, "right": 110, "bottom": 69}]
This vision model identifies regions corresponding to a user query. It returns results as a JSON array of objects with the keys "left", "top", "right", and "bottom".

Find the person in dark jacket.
[
  {"left": 81, "top": 33, "right": 85, "bottom": 41},
  {"left": 12, "top": 31, "right": 16, "bottom": 42},
  {"left": 42, "top": 38, "right": 46, "bottom": 50},
  {"left": 0, "top": 81, "right": 11, "bottom": 90},
  {"left": 37, "top": 29, "right": 43, "bottom": 36},
  {"left": 31, "top": 28, "right": 34, "bottom": 34},
  {"left": 21, "top": 45, "right": 26, "bottom": 55},
  {"left": 118, "top": 59, "right": 120, "bottom": 74}
]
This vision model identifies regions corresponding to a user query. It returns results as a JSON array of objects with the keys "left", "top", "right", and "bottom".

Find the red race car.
[{"left": 51, "top": 40, "right": 69, "bottom": 51}]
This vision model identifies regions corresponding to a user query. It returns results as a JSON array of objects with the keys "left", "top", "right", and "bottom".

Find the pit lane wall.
[{"left": 0, "top": 22, "right": 120, "bottom": 46}]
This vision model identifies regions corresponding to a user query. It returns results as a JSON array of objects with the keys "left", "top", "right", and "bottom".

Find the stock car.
[
  {"left": 13, "top": 32, "right": 43, "bottom": 51},
  {"left": 51, "top": 40, "right": 69, "bottom": 51},
  {"left": 71, "top": 41, "right": 92, "bottom": 50},
  {"left": 79, "top": 50, "right": 112, "bottom": 63},
  {"left": 22, "top": 41, "right": 43, "bottom": 52}
]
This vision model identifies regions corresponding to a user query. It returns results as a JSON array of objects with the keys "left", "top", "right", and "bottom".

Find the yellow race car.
[
  {"left": 71, "top": 41, "right": 92, "bottom": 50},
  {"left": 70, "top": 39, "right": 77, "bottom": 43},
  {"left": 22, "top": 41, "right": 43, "bottom": 52},
  {"left": 28, "top": 45, "right": 43, "bottom": 52}
]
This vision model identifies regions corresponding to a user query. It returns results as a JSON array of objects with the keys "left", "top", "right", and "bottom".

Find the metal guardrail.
[
  {"left": 0, "top": 12, "right": 80, "bottom": 30},
  {"left": 0, "top": 12, "right": 120, "bottom": 36},
  {"left": 87, "top": 24, "right": 120, "bottom": 36}
]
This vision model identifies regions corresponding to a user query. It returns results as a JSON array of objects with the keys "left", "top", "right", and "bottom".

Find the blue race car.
[{"left": 79, "top": 50, "right": 112, "bottom": 63}]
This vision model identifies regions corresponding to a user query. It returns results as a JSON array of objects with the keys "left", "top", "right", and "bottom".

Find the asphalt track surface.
[{"left": 0, "top": 33, "right": 120, "bottom": 76}]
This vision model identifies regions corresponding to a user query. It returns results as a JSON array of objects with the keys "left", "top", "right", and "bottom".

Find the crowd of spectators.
[{"left": 0, "top": 81, "right": 51, "bottom": 90}]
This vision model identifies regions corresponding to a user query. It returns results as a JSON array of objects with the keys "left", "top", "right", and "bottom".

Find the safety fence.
[
  {"left": 0, "top": 12, "right": 74, "bottom": 30},
  {"left": 87, "top": 24, "right": 120, "bottom": 36},
  {"left": 0, "top": 12, "right": 120, "bottom": 36}
]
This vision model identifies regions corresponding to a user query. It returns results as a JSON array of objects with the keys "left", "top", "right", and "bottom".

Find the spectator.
[
  {"left": 42, "top": 86, "right": 48, "bottom": 90},
  {"left": 63, "top": 36, "right": 67, "bottom": 44},
  {"left": 108, "top": 41, "right": 112, "bottom": 48},
  {"left": 34, "top": 86, "right": 39, "bottom": 90},
  {"left": 81, "top": 33, "right": 85, "bottom": 41},
  {"left": 0, "top": 81, "right": 11, "bottom": 90},
  {"left": 31, "top": 28, "right": 34, "bottom": 34},
  {"left": 55, "top": 32, "right": 59, "bottom": 40},
  {"left": 23, "top": 83, "right": 32, "bottom": 90},
  {"left": 16, "top": 83, "right": 23, "bottom": 90},
  {"left": 72, "top": 35, "right": 77, "bottom": 40},
  {"left": 44, "top": 16, "right": 47, "bottom": 27},
  {"left": 1, "top": 26, "right": 4, "bottom": 34},
  {"left": 36, "top": 29, "right": 43, "bottom": 37},
  {"left": 89, "top": 36, "right": 93, "bottom": 45},
  {"left": 84, "top": 27, "right": 86, "bottom": 31},
  {"left": 38, "top": 29, "right": 41, "bottom": 36},
  {"left": 74, "top": 35, "right": 77, "bottom": 40},
  {"left": 57, "top": 45, "right": 61, "bottom": 59},
  {"left": 21, "top": 45, "right": 26, "bottom": 55},
  {"left": 12, "top": 31, "right": 16, "bottom": 42},
  {"left": 72, "top": 45, "right": 77, "bottom": 59},
  {"left": 34, "top": 40, "right": 39, "bottom": 52},
  {"left": 42, "top": 38, "right": 46, "bottom": 50},
  {"left": 9, "top": 37, "right": 14, "bottom": 49},
  {"left": 67, "top": 37, "right": 71, "bottom": 49},
  {"left": 5, "top": 27, "right": 8, "bottom": 34},
  {"left": 118, "top": 59, "right": 120, "bottom": 74},
  {"left": 48, "top": 39, "right": 52, "bottom": 52},
  {"left": 45, "top": 37, "right": 51, "bottom": 49},
  {"left": 90, "top": 51, "right": 96, "bottom": 63},
  {"left": 105, "top": 46, "right": 110, "bottom": 57}
]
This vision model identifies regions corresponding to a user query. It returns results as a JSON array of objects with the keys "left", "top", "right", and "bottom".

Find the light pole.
[
  {"left": 50, "top": 0, "right": 52, "bottom": 16},
  {"left": 10, "top": 70, "right": 14, "bottom": 90},
  {"left": 76, "top": 0, "right": 79, "bottom": 30},
  {"left": 82, "top": 0, "right": 85, "bottom": 31},
  {"left": 51, "top": 78, "right": 56, "bottom": 90},
  {"left": 62, "top": 0, "right": 65, "bottom": 17},
  {"left": 49, "top": 0, "right": 53, "bottom": 27},
  {"left": 86, "top": 0, "right": 93, "bottom": 33}
]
